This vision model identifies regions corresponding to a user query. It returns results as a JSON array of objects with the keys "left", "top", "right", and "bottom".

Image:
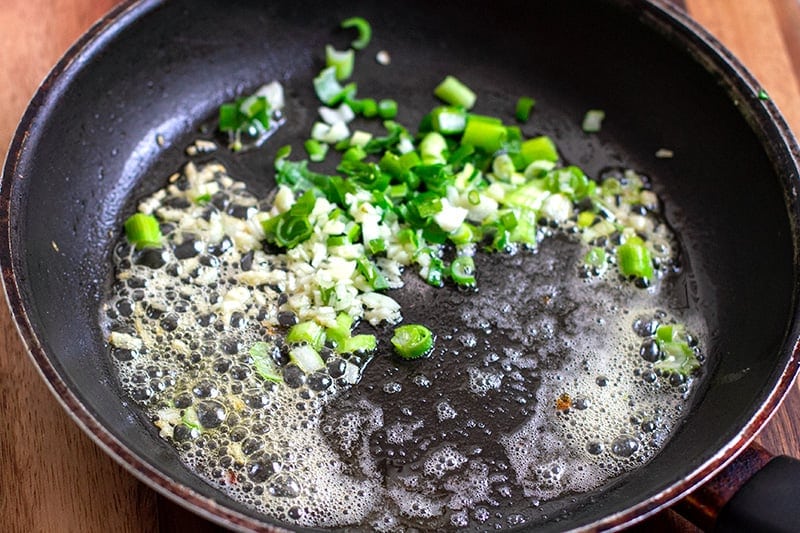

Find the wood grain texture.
[
  {"left": 686, "top": 0, "right": 800, "bottom": 134},
  {"left": 0, "top": 1, "right": 798, "bottom": 532},
  {"left": 0, "top": 2, "right": 160, "bottom": 532},
  {"left": 686, "top": 0, "right": 800, "bottom": 460}
]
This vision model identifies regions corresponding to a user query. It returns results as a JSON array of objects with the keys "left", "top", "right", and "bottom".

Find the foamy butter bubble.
[
  {"left": 436, "top": 400, "right": 457, "bottom": 421},
  {"left": 498, "top": 276, "right": 698, "bottom": 500},
  {"left": 467, "top": 366, "right": 504, "bottom": 395},
  {"left": 386, "top": 419, "right": 424, "bottom": 445},
  {"left": 424, "top": 446, "right": 468, "bottom": 478},
  {"left": 103, "top": 162, "right": 706, "bottom": 531},
  {"left": 210, "top": 387, "right": 383, "bottom": 528}
]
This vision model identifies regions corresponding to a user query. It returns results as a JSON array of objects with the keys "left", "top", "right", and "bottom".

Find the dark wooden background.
[{"left": 1, "top": 0, "right": 799, "bottom": 531}]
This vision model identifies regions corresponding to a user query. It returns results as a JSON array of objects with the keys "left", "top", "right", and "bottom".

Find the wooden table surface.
[{"left": 2, "top": 1, "right": 800, "bottom": 531}]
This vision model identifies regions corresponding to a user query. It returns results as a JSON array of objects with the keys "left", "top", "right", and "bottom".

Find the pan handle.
[{"left": 674, "top": 442, "right": 800, "bottom": 532}]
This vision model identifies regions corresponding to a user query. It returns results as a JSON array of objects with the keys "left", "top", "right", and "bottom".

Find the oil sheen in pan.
[{"left": 102, "top": 167, "right": 705, "bottom": 531}]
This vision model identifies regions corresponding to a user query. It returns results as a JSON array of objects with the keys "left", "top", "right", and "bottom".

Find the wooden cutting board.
[{"left": 1, "top": 1, "right": 799, "bottom": 531}]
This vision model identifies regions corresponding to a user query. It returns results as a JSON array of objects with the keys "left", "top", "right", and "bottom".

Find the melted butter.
[{"left": 102, "top": 164, "right": 705, "bottom": 531}]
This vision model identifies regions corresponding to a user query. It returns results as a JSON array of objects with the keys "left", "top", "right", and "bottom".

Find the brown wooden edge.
[{"left": 674, "top": 443, "right": 774, "bottom": 530}]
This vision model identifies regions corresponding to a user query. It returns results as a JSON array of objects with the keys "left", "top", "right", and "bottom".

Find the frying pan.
[{"left": 3, "top": 0, "right": 800, "bottom": 530}]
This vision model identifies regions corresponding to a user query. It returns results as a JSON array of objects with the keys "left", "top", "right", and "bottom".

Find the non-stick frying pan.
[{"left": 3, "top": 0, "right": 800, "bottom": 530}]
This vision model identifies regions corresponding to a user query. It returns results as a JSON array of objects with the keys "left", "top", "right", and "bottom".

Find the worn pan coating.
[{"left": 2, "top": 0, "right": 800, "bottom": 530}]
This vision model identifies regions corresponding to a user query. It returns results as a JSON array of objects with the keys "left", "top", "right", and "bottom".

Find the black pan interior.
[{"left": 5, "top": 0, "right": 800, "bottom": 530}]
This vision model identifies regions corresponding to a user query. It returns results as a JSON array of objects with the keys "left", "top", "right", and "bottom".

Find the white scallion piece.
[
  {"left": 289, "top": 345, "right": 325, "bottom": 373},
  {"left": 255, "top": 81, "right": 285, "bottom": 110},
  {"left": 582, "top": 109, "right": 605, "bottom": 133}
]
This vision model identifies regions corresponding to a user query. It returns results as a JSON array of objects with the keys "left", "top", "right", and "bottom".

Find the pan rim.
[{"left": 1, "top": 0, "right": 799, "bottom": 531}]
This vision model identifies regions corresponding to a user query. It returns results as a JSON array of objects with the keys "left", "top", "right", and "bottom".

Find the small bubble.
[
  {"left": 641, "top": 420, "right": 657, "bottom": 432},
  {"left": 611, "top": 436, "right": 639, "bottom": 457},
  {"left": 195, "top": 400, "right": 226, "bottom": 428},
  {"left": 669, "top": 373, "right": 686, "bottom": 386},
  {"left": 282, "top": 365, "right": 306, "bottom": 388},
  {"left": 212, "top": 357, "right": 231, "bottom": 373},
  {"left": 112, "top": 348, "right": 136, "bottom": 362},
  {"left": 639, "top": 338, "right": 660, "bottom": 362},
  {"left": 383, "top": 382, "right": 402, "bottom": 394},
  {"left": 572, "top": 398, "right": 590, "bottom": 410},
  {"left": 173, "top": 392, "right": 193, "bottom": 408},
  {"left": 413, "top": 374, "right": 431, "bottom": 388},
  {"left": 192, "top": 380, "right": 218, "bottom": 398},
  {"left": 307, "top": 372, "right": 332, "bottom": 391},
  {"left": 632, "top": 318, "right": 657, "bottom": 337},
  {"left": 642, "top": 371, "right": 658, "bottom": 383},
  {"left": 587, "top": 441, "right": 605, "bottom": 455},
  {"left": 268, "top": 474, "right": 301, "bottom": 498}
]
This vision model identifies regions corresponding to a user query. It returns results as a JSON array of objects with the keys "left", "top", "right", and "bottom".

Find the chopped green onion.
[
  {"left": 492, "top": 153, "right": 516, "bottom": 182},
  {"left": 450, "top": 256, "right": 476, "bottom": 287},
  {"left": 467, "top": 190, "right": 481, "bottom": 205},
  {"left": 217, "top": 92, "right": 274, "bottom": 150},
  {"left": 289, "top": 345, "right": 325, "bottom": 373},
  {"left": 319, "top": 103, "right": 355, "bottom": 125},
  {"left": 304, "top": 139, "right": 329, "bottom": 162},
  {"left": 286, "top": 321, "right": 326, "bottom": 351},
  {"left": 652, "top": 323, "right": 699, "bottom": 376},
  {"left": 342, "top": 145, "right": 367, "bottom": 162},
  {"left": 379, "top": 152, "right": 403, "bottom": 177},
  {"left": 656, "top": 324, "right": 676, "bottom": 344},
  {"left": 367, "top": 237, "right": 386, "bottom": 255},
  {"left": 341, "top": 334, "right": 377, "bottom": 354},
  {"left": 326, "top": 45, "right": 355, "bottom": 81},
  {"left": 350, "top": 130, "right": 373, "bottom": 147},
  {"left": 434, "top": 75, "right": 476, "bottom": 109},
  {"left": 326, "top": 313, "right": 354, "bottom": 349},
  {"left": 356, "top": 257, "right": 389, "bottom": 290},
  {"left": 515, "top": 96, "right": 535, "bottom": 122},
  {"left": 414, "top": 193, "right": 443, "bottom": 217},
  {"left": 275, "top": 144, "right": 292, "bottom": 162},
  {"left": 249, "top": 342, "right": 283, "bottom": 383},
  {"left": 419, "top": 132, "right": 447, "bottom": 165},
  {"left": 426, "top": 255, "right": 445, "bottom": 286},
  {"left": 654, "top": 340, "right": 699, "bottom": 376},
  {"left": 758, "top": 89, "right": 770, "bottom": 101},
  {"left": 268, "top": 213, "right": 312, "bottom": 249},
  {"left": 341, "top": 16, "right": 372, "bottom": 50},
  {"left": 431, "top": 106, "right": 467, "bottom": 135},
  {"left": 582, "top": 109, "right": 605, "bottom": 133},
  {"left": 346, "top": 222, "right": 361, "bottom": 242},
  {"left": 124, "top": 213, "right": 162, "bottom": 249},
  {"left": 377, "top": 99, "right": 398, "bottom": 119},
  {"left": 500, "top": 211, "right": 518, "bottom": 230},
  {"left": 389, "top": 183, "right": 409, "bottom": 198},
  {"left": 360, "top": 98, "right": 378, "bottom": 117},
  {"left": 192, "top": 193, "right": 212, "bottom": 205},
  {"left": 617, "top": 236, "right": 654, "bottom": 281},
  {"left": 391, "top": 324, "right": 434, "bottom": 359},
  {"left": 239, "top": 94, "right": 266, "bottom": 118},
  {"left": 398, "top": 228, "right": 420, "bottom": 248},
  {"left": 449, "top": 223, "right": 475, "bottom": 246},
  {"left": 262, "top": 190, "right": 316, "bottom": 249},
  {"left": 399, "top": 150, "right": 421, "bottom": 172},
  {"left": 584, "top": 247, "right": 607, "bottom": 271},
  {"left": 520, "top": 136, "right": 559, "bottom": 164},
  {"left": 182, "top": 406, "right": 202, "bottom": 431},
  {"left": 218, "top": 103, "right": 240, "bottom": 132},
  {"left": 327, "top": 235, "right": 350, "bottom": 248},
  {"left": 462, "top": 117, "right": 507, "bottom": 153},
  {"left": 313, "top": 67, "right": 344, "bottom": 105},
  {"left": 577, "top": 211, "right": 596, "bottom": 228}
]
